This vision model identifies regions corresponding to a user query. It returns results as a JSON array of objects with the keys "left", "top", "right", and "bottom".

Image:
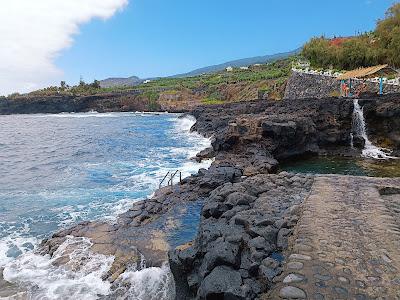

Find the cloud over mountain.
[{"left": 0, "top": 0, "right": 127, "bottom": 96}]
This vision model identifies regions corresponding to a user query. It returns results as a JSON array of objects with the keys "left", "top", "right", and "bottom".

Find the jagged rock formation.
[
  {"left": 193, "top": 95, "right": 400, "bottom": 158},
  {"left": 361, "top": 96, "right": 400, "bottom": 155},
  {"left": 169, "top": 173, "right": 313, "bottom": 299},
  {"left": 192, "top": 98, "right": 353, "bottom": 159}
]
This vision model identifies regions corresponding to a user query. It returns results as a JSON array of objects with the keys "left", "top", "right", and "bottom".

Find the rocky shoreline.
[
  {"left": 0, "top": 91, "right": 189, "bottom": 115},
  {"left": 31, "top": 94, "right": 400, "bottom": 298}
]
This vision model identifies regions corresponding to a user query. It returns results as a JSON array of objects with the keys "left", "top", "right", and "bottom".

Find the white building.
[{"left": 226, "top": 66, "right": 233, "bottom": 72}]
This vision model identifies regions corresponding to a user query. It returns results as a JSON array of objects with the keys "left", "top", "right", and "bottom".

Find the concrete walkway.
[{"left": 269, "top": 175, "right": 400, "bottom": 299}]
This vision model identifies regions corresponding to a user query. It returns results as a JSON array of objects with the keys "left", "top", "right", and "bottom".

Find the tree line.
[{"left": 302, "top": 3, "right": 400, "bottom": 70}]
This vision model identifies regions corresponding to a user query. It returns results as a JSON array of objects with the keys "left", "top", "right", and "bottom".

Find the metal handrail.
[
  {"left": 159, "top": 171, "right": 170, "bottom": 188},
  {"left": 160, "top": 170, "right": 183, "bottom": 188},
  {"left": 168, "top": 170, "right": 180, "bottom": 186}
]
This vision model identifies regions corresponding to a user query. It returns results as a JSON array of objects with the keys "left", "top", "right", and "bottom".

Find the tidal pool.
[{"left": 280, "top": 155, "right": 400, "bottom": 178}]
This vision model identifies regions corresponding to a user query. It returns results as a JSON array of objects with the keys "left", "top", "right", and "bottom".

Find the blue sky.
[{"left": 57, "top": 0, "right": 395, "bottom": 84}]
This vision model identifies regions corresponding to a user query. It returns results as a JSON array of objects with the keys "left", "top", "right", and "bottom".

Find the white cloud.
[{"left": 0, "top": 0, "right": 128, "bottom": 96}]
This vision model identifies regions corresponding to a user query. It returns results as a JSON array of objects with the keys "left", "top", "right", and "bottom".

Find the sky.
[{"left": 0, "top": 0, "right": 396, "bottom": 95}]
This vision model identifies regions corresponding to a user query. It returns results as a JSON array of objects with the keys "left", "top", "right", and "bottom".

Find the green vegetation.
[
  {"left": 24, "top": 58, "right": 293, "bottom": 103},
  {"left": 201, "top": 98, "right": 225, "bottom": 105},
  {"left": 143, "top": 91, "right": 161, "bottom": 110},
  {"left": 8, "top": 92, "right": 21, "bottom": 99},
  {"left": 133, "top": 58, "right": 292, "bottom": 93},
  {"left": 29, "top": 79, "right": 106, "bottom": 97},
  {"left": 302, "top": 3, "right": 400, "bottom": 69}
]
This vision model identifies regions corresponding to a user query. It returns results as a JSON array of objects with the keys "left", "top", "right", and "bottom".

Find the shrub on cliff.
[
  {"left": 375, "top": 3, "right": 400, "bottom": 67},
  {"left": 302, "top": 37, "right": 339, "bottom": 68},
  {"left": 302, "top": 3, "right": 400, "bottom": 69},
  {"left": 143, "top": 91, "right": 161, "bottom": 110}
]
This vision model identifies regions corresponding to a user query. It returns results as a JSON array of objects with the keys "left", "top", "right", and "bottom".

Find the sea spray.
[
  {"left": 112, "top": 262, "right": 175, "bottom": 300},
  {"left": 3, "top": 236, "right": 114, "bottom": 299},
  {"left": 169, "top": 114, "right": 213, "bottom": 178}
]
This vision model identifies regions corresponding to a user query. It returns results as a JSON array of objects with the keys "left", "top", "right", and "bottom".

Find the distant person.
[{"left": 342, "top": 82, "right": 349, "bottom": 97}]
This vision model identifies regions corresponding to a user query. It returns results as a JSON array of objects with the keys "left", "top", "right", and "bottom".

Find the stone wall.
[{"left": 284, "top": 71, "right": 400, "bottom": 99}]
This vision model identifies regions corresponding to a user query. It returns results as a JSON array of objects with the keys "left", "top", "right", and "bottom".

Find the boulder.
[
  {"left": 201, "top": 241, "right": 241, "bottom": 274},
  {"left": 198, "top": 266, "right": 244, "bottom": 299}
]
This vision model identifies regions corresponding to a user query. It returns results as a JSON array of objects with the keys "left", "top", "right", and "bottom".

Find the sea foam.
[{"left": 0, "top": 113, "right": 211, "bottom": 299}]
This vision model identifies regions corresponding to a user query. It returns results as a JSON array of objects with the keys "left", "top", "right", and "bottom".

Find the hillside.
[
  {"left": 1, "top": 58, "right": 294, "bottom": 113},
  {"left": 99, "top": 76, "right": 143, "bottom": 88},
  {"left": 98, "top": 48, "right": 300, "bottom": 88},
  {"left": 170, "top": 48, "right": 301, "bottom": 78}
]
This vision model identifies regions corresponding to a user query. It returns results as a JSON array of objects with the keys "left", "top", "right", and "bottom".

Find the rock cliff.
[
  {"left": 0, "top": 91, "right": 190, "bottom": 114},
  {"left": 0, "top": 92, "right": 155, "bottom": 114}
]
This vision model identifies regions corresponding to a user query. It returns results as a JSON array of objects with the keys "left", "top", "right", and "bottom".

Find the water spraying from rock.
[{"left": 352, "top": 99, "right": 395, "bottom": 160}]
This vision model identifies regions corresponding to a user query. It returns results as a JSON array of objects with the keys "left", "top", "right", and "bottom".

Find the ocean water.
[{"left": 0, "top": 112, "right": 211, "bottom": 299}]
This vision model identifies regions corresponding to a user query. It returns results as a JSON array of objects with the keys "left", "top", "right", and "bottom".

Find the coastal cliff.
[
  {"left": 0, "top": 92, "right": 170, "bottom": 114},
  {"left": 38, "top": 94, "right": 400, "bottom": 299}
]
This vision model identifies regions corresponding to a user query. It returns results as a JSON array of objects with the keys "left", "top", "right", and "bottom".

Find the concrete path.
[{"left": 269, "top": 175, "right": 400, "bottom": 299}]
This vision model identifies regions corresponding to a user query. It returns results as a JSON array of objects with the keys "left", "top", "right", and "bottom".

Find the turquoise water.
[
  {"left": 280, "top": 155, "right": 400, "bottom": 177},
  {"left": 0, "top": 112, "right": 210, "bottom": 299},
  {"left": 166, "top": 201, "right": 204, "bottom": 248}
]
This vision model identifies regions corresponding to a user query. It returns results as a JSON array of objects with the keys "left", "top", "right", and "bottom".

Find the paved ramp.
[{"left": 270, "top": 175, "right": 400, "bottom": 299}]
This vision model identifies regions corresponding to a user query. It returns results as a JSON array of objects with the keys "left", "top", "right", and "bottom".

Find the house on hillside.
[
  {"left": 240, "top": 66, "right": 249, "bottom": 70},
  {"left": 226, "top": 66, "right": 233, "bottom": 72}
]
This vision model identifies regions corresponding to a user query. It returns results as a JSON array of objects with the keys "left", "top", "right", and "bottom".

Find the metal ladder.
[{"left": 159, "top": 170, "right": 182, "bottom": 188}]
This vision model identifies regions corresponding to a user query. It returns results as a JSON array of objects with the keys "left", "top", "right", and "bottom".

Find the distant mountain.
[
  {"left": 171, "top": 47, "right": 302, "bottom": 78},
  {"left": 99, "top": 76, "right": 143, "bottom": 88},
  {"left": 99, "top": 48, "right": 301, "bottom": 87}
]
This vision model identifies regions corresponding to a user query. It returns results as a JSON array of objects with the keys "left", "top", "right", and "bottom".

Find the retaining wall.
[{"left": 284, "top": 71, "right": 400, "bottom": 99}]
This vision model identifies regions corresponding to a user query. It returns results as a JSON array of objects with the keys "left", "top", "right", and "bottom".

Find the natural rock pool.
[{"left": 280, "top": 155, "right": 400, "bottom": 177}]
